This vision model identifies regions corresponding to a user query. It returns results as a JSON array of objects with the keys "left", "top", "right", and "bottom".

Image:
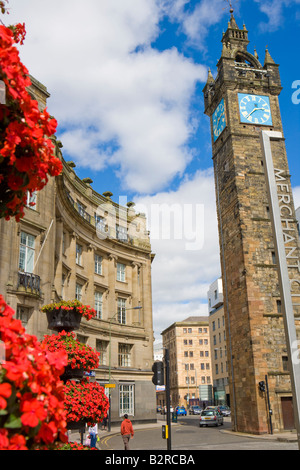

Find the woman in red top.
[{"left": 120, "top": 414, "right": 134, "bottom": 450}]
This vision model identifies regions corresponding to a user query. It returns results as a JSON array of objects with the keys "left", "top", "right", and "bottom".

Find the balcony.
[{"left": 17, "top": 272, "right": 41, "bottom": 296}]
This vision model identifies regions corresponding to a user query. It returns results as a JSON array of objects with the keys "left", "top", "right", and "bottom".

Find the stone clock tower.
[{"left": 204, "top": 13, "right": 300, "bottom": 435}]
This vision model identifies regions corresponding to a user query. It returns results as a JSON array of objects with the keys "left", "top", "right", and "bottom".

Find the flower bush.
[
  {"left": 64, "top": 379, "right": 109, "bottom": 427},
  {"left": 0, "top": 296, "right": 68, "bottom": 450},
  {"left": 0, "top": 15, "right": 62, "bottom": 221},
  {"left": 42, "top": 331, "right": 100, "bottom": 372},
  {"left": 56, "top": 441, "right": 98, "bottom": 451},
  {"left": 41, "top": 299, "right": 97, "bottom": 322}
]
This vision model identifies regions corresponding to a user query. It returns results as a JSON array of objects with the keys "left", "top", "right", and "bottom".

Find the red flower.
[
  {"left": 0, "top": 295, "right": 68, "bottom": 450},
  {"left": 0, "top": 22, "right": 62, "bottom": 221},
  {"left": 20, "top": 395, "right": 48, "bottom": 428},
  {"left": 0, "top": 383, "right": 12, "bottom": 409}
]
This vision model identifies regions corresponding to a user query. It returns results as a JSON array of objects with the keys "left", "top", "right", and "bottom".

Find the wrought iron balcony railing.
[{"left": 17, "top": 272, "right": 41, "bottom": 295}]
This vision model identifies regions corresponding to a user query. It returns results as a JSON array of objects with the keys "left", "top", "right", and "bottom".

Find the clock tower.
[{"left": 204, "top": 13, "right": 300, "bottom": 435}]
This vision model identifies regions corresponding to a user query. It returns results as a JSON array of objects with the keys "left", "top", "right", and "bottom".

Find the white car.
[{"left": 199, "top": 410, "right": 224, "bottom": 427}]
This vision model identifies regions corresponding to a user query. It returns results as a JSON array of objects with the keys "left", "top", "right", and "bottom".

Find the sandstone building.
[
  {"left": 161, "top": 317, "right": 212, "bottom": 408},
  {"left": 203, "top": 13, "right": 300, "bottom": 434},
  {"left": 208, "top": 278, "right": 230, "bottom": 406},
  {"left": 0, "top": 77, "right": 156, "bottom": 425}
]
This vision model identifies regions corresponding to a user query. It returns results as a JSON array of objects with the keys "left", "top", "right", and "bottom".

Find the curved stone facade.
[{"left": 0, "top": 77, "right": 156, "bottom": 424}]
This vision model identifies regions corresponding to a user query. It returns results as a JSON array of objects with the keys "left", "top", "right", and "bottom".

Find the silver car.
[{"left": 199, "top": 409, "right": 224, "bottom": 427}]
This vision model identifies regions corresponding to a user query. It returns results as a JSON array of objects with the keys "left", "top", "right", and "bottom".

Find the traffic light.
[
  {"left": 152, "top": 361, "right": 165, "bottom": 385},
  {"left": 259, "top": 381, "right": 266, "bottom": 392}
]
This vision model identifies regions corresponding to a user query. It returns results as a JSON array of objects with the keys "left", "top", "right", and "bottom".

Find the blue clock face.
[
  {"left": 212, "top": 99, "right": 226, "bottom": 142},
  {"left": 238, "top": 93, "right": 272, "bottom": 126}
]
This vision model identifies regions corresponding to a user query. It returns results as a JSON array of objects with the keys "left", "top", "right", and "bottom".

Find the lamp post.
[{"left": 107, "top": 305, "right": 142, "bottom": 431}]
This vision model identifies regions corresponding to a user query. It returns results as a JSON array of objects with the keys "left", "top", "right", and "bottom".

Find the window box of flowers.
[
  {"left": 41, "top": 300, "right": 97, "bottom": 332},
  {"left": 42, "top": 331, "right": 100, "bottom": 382}
]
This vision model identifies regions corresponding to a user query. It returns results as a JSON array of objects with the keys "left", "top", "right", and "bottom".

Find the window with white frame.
[
  {"left": 116, "top": 224, "right": 127, "bottom": 241},
  {"left": 76, "top": 243, "right": 82, "bottom": 265},
  {"left": 117, "top": 298, "right": 126, "bottom": 324},
  {"left": 94, "top": 254, "right": 103, "bottom": 275},
  {"left": 95, "top": 214, "right": 106, "bottom": 233},
  {"left": 19, "top": 231, "right": 35, "bottom": 273},
  {"left": 119, "top": 384, "right": 134, "bottom": 416},
  {"left": 96, "top": 340, "right": 108, "bottom": 366},
  {"left": 75, "top": 283, "right": 82, "bottom": 301},
  {"left": 117, "top": 263, "right": 126, "bottom": 282},
  {"left": 118, "top": 343, "right": 131, "bottom": 367},
  {"left": 95, "top": 291, "right": 103, "bottom": 319},
  {"left": 26, "top": 191, "right": 37, "bottom": 209}
]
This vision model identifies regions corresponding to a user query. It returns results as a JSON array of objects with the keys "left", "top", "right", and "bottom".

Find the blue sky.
[{"left": 6, "top": 0, "right": 300, "bottom": 340}]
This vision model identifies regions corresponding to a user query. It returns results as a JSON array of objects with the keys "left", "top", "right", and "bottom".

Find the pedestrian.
[
  {"left": 88, "top": 423, "right": 98, "bottom": 448},
  {"left": 102, "top": 416, "right": 108, "bottom": 431},
  {"left": 120, "top": 414, "right": 134, "bottom": 450}
]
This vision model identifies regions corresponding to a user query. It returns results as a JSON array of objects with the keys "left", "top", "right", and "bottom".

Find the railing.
[{"left": 17, "top": 272, "right": 41, "bottom": 295}]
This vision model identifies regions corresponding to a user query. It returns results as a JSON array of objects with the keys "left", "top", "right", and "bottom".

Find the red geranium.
[
  {"left": 42, "top": 331, "right": 100, "bottom": 372},
  {"left": 41, "top": 299, "right": 97, "bottom": 322},
  {"left": 0, "top": 18, "right": 62, "bottom": 221},
  {"left": 0, "top": 295, "right": 68, "bottom": 450},
  {"left": 64, "top": 379, "right": 109, "bottom": 427}
]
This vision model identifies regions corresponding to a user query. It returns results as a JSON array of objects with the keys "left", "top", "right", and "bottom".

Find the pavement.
[{"left": 69, "top": 419, "right": 299, "bottom": 448}]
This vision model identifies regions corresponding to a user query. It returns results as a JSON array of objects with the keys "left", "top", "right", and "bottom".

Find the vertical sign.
[{"left": 260, "top": 130, "right": 300, "bottom": 449}]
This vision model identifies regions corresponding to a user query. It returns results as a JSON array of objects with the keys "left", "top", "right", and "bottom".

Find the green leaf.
[{"left": 4, "top": 414, "right": 22, "bottom": 429}]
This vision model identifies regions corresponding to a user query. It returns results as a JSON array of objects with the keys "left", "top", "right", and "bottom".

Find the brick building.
[{"left": 203, "top": 13, "right": 300, "bottom": 434}]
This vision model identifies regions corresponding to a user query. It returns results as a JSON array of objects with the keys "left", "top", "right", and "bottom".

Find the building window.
[
  {"left": 26, "top": 191, "right": 37, "bottom": 209},
  {"left": 76, "top": 243, "right": 82, "bottom": 265},
  {"left": 19, "top": 232, "right": 35, "bottom": 273},
  {"left": 95, "top": 291, "right": 103, "bottom": 319},
  {"left": 16, "top": 306, "right": 31, "bottom": 326},
  {"left": 96, "top": 340, "right": 108, "bottom": 366},
  {"left": 95, "top": 254, "right": 103, "bottom": 275},
  {"left": 116, "top": 224, "right": 127, "bottom": 241},
  {"left": 95, "top": 214, "right": 106, "bottom": 232},
  {"left": 117, "top": 263, "right": 126, "bottom": 282},
  {"left": 276, "top": 300, "right": 282, "bottom": 314},
  {"left": 75, "top": 283, "right": 82, "bottom": 301},
  {"left": 61, "top": 274, "right": 66, "bottom": 299},
  {"left": 117, "top": 298, "right": 126, "bottom": 324},
  {"left": 118, "top": 344, "right": 131, "bottom": 367},
  {"left": 282, "top": 356, "right": 289, "bottom": 372},
  {"left": 119, "top": 384, "right": 134, "bottom": 416}
]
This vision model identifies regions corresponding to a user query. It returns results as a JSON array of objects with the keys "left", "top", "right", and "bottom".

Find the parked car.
[
  {"left": 176, "top": 406, "right": 187, "bottom": 416},
  {"left": 205, "top": 405, "right": 223, "bottom": 414},
  {"left": 218, "top": 405, "right": 231, "bottom": 417},
  {"left": 189, "top": 405, "right": 202, "bottom": 415},
  {"left": 161, "top": 406, "right": 174, "bottom": 415},
  {"left": 199, "top": 409, "right": 224, "bottom": 427}
]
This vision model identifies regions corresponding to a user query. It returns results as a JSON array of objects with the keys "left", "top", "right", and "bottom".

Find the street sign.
[{"left": 105, "top": 384, "right": 116, "bottom": 388}]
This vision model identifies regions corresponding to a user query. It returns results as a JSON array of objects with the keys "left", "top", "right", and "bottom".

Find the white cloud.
[
  {"left": 6, "top": 0, "right": 207, "bottom": 194},
  {"left": 253, "top": 0, "right": 300, "bottom": 31},
  {"left": 162, "top": 0, "right": 228, "bottom": 49},
  {"left": 134, "top": 169, "right": 220, "bottom": 340}
]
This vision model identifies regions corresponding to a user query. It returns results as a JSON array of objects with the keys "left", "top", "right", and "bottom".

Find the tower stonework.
[{"left": 204, "top": 14, "right": 300, "bottom": 434}]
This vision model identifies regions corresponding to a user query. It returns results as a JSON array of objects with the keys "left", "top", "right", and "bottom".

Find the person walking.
[
  {"left": 120, "top": 414, "right": 134, "bottom": 450},
  {"left": 88, "top": 423, "right": 98, "bottom": 448}
]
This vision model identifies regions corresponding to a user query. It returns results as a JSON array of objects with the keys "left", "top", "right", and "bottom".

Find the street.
[{"left": 99, "top": 414, "right": 298, "bottom": 451}]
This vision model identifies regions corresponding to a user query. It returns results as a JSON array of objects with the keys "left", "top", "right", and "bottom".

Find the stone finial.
[
  {"left": 206, "top": 68, "right": 215, "bottom": 85},
  {"left": 103, "top": 191, "right": 113, "bottom": 199},
  {"left": 264, "top": 46, "right": 276, "bottom": 66},
  {"left": 82, "top": 177, "right": 93, "bottom": 185}
]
